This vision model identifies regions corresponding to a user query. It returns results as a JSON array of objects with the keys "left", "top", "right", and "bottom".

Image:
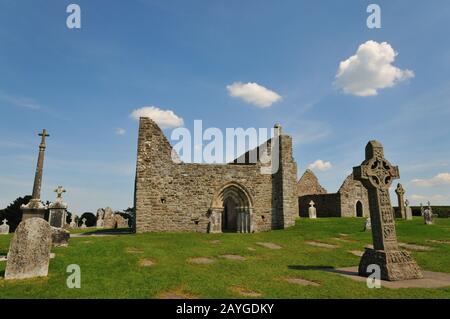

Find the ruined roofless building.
[
  {"left": 134, "top": 118, "right": 298, "bottom": 233},
  {"left": 297, "top": 170, "right": 369, "bottom": 218}
]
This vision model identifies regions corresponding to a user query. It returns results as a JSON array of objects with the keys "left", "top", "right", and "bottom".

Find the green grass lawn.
[{"left": 0, "top": 217, "right": 449, "bottom": 298}]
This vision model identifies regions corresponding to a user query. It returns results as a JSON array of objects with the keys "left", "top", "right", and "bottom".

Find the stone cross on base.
[
  {"left": 353, "top": 140, "right": 423, "bottom": 281},
  {"left": 54, "top": 186, "right": 66, "bottom": 200},
  {"left": 395, "top": 183, "right": 406, "bottom": 219}
]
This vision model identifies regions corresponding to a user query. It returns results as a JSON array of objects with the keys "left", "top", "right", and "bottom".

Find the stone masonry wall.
[
  {"left": 299, "top": 194, "right": 341, "bottom": 217},
  {"left": 134, "top": 118, "right": 298, "bottom": 233}
]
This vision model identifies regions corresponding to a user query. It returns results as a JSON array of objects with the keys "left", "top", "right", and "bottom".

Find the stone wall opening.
[{"left": 356, "top": 200, "right": 363, "bottom": 217}]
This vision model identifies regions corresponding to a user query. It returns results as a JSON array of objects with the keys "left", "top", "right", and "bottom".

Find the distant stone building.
[
  {"left": 297, "top": 171, "right": 369, "bottom": 218},
  {"left": 134, "top": 118, "right": 298, "bottom": 233}
]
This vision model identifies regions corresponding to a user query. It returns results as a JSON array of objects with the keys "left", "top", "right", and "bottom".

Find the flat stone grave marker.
[
  {"left": 231, "top": 286, "right": 262, "bottom": 297},
  {"left": 256, "top": 242, "right": 282, "bottom": 250},
  {"left": 139, "top": 259, "right": 156, "bottom": 267},
  {"left": 5, "top": 218, "right": 52, "bottom": 280},
  {"left": 219, "top": 254, "right": 246, "bottom": 261},
  {"left": 348, "top": 250, "right": 364, "bottom": 257},
  {"left": 306, "top": 241, "right": 339, "bottom": 249},
  {"left": 283, "top": 277, "right": 320, "bottom": 286},
  {"left": 188, "top": 257, "right": 215, "bottom": 264}
]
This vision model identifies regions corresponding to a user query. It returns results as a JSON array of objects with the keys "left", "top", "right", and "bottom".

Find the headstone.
[
  {"left": 96, "top": 208, "right": 104, "bottom": 228},
  {"left": 21, "top": 130, "right": 50, "bottom": 220},
  {"left": 424, "top": 202, "right": 433, "bottom": 225},
  {"left": 405, "top": 199, "right": 413, "bottom": 220},
  {"left": 51, "top": 227, "right": 70, "bottom": 247},
  {"left": 364, "top": 217, "right": 371, "bottom": 231},
  {"left": 81, "top": 218, "right": 87, "bottom": 229},
  {"left": 395, "top": 183, "right": 406, "bottom": 219},
  {"left": 308, "top": 200, "right": 317, "bottom": 219},
  {"left": 208, "top": 209, "right": 222, "bottom": 233},
  {"left": 69, "top": 214, "right": 77, "bottom": 229},
  {"left": 4, "top": 218, "right": 52, "bottom": 280},
  {"left": 353, "top": 140, "right": 423, "bottom": 281},
  {"left": 0, "top": 219, "right": 10, "bottom": 234},
  {"left": 48, "top": 186, "right": 68, "bottom": 228}
]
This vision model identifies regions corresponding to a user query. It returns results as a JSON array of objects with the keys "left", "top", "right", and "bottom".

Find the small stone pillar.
[
  {"left": 236, "top": 207, "right": 251, "bottom": 233},
  {"left": 405, "top": 199, "right": 413, "bottom": 220},
  {"left": 364, "top": 217, "right": 371, "bottom": 231},
  {"left": 424, "top": 202, "right": 433, "bottom": 225},
  {"left": 69, "top": 214, "right": 77, "bottom": 229}
]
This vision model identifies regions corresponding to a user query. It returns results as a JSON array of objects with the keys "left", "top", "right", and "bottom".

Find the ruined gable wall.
[{"left": 297, "top": 169, "right": 327, "bottom": 196}]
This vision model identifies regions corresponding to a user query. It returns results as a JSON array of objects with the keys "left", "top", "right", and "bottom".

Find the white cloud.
[
  {"left": 115, "top": 128, "right": 126, "bottom": 135},
  {"left": 130, "top": 106, "right": 184, "bottom": 129},
  {"left": 226, "top": 82, "right": 282, "bottom": 108},
  {"left": 308, "top": 159, "right": 332, "bottom": 171},
  {"left": 334, "top": 40, "right": 414, "bottom": 97},
  {"left": 411, "top": 173, "right": 450, "bottom": 187}
]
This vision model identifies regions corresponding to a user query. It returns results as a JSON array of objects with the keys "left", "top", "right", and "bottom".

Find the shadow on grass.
[{"left": 289, "top": 265, "right": 361, "bottom": 277}]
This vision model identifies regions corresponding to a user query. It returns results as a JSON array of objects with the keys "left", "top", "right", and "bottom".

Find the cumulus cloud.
[
  {"left": 308, "top": 159, "right": 332, "bottom": 171},
  {"left": 334, "top": 40, "right": 414, "bottom": 97},
  {"left": 130, "top": 106, "right": 184, "bottom": 128},
  {"left": 411, "top": 173, "right": 450, "bottom": 187},
  {"left": 226, "top": 82, "right": 282, "bottom": 108},
  {"left": 115, "top": 128, "right": 126, "bottom": 135}
]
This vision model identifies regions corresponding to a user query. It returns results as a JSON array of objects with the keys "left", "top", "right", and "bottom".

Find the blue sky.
[{"left": 1, "top": 0, "right": 450, "bottom": 213}]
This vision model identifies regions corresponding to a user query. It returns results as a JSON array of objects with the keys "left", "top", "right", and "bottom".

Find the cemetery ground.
[{"left": 0, "top": 217, "right": 449, "bottom": 299}]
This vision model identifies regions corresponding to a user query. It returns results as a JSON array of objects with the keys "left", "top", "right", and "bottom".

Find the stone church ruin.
[{"left": 134, "top": 118, "right": 298, "bottom": 233}]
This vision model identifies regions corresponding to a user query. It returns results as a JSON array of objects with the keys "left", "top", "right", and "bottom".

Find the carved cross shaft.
[{"left": 353, "top": 141, "right": 400, "bottom": 251}]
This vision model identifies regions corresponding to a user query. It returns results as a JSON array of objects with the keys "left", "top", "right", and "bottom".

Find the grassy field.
[{"left": 0, "top": 217, "right": 449, "bottom": 299}]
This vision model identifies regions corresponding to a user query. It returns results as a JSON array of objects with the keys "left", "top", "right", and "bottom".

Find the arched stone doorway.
[
  {"left": 356, "top": 201, "right": 363, "bottom": 217},
  {"left": 209, "top": 182, "right": 253, "bottom": 233}
]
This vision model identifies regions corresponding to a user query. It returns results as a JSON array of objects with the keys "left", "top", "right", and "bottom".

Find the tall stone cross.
[
  {"left": 32, "top": 129, "right": 49, "bottom": 200},
  {"left": 353, "top": 141, "right": 422, "bottom": 281},
  {"left": 21, "top": 129, "right": 50, "bottom": 220},
  {"left": 395, "top": 183, "right": 406, "bottom": 219}
]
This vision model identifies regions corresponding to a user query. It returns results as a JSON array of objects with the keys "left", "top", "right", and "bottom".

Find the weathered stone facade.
[
  {"left": 134, "top": 118, "right": 298, "bottom": 233},
  {"left": 298, "top": 171, "right": 369, "bottom": 218}
]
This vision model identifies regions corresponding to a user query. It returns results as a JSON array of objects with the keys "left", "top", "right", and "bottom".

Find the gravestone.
[
  {"left": 395, "top": 183, "right": 406, "bottom": 219},
  {"left": 5, "top": 218, "right": 52, "bottom": 280},
  {"left": 81, "top": 218, "right": 87, "bottom": 229},
  {"left": 48, "top": 186, "right": 68, "bottom": 228},
  {"left": 308, "top": 200, "right": 317, "bottom": 219},
  {"left": 69, "top": 214, "right": 77, "bottom": 229},
  {"left": 51, "top": 227, "right": 70, "bottom": 247},
  {"left": 424, "top": 203, "right": 433, "bottom": 225},
  {"left": 353, "top": 140, "right": 423, "bottom": 281},
  {"left": 364, "top": 217, "right": 371, "bottom": 231},
  {"left": 405, "top": 199, "right": 413, "bottom": 220},
  {"left": 0, "top": 219, "right": 10, "bottom": 234}
]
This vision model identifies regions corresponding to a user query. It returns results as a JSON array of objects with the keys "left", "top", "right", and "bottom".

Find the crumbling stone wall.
[{"left": 134, "top": 118, "right": 298, "bottom": 233}]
